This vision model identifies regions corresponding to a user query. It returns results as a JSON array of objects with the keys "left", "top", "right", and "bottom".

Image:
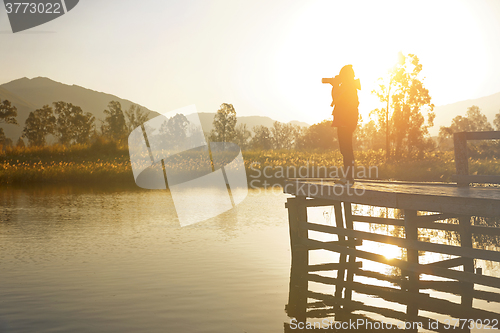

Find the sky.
[{"left": 1, "top": 0, "right": 500, "bottom": 126}]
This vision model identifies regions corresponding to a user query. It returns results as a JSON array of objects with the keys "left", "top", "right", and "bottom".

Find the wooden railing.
[
  {"left": 452, "top": 131, "right": 500, "bottom": 186},
  {"left": 285, "top": 196, "right": 500, "bottom": 332}
]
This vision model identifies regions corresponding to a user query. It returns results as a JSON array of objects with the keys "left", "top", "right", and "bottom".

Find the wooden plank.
[
  {"left": 287, "top": 197, "right": 301, "bottom": 250},
  {"left": 308, "top": 262, "right": 362, "bottom": 272},
  {"left": 355, "top": 271, "right": 500, "bottom": 303},
  {"left": 414, "top": 281, "right": 500, "bottom": 302},
  {"left": 354, "top": 214, "right": 492, "bottom": 234},
  {"left": 308, "top": 289, "right": 500, "bottom": 332},
  {"left": 333, "top": 201, "right": 346, "bottom": 300},
  {"left": 424, "top": 257, "right": 467, "bottom": 268},
  {"left": 404, "top": 209, "right": 419, "bottom": 330},
  {"left": 303, "top": 238, "right": 500, "bottom": 288},
  {"left": 470, "top": 224, "right": 500, "bottom": 236},
  {"left": 465, "top": 131, "right": 500, "bottom": 140},
  {"left": 344, "top": 202, "right": 355, "bottom": 303},
  {"left": 307, "top": 291, "right": 467, "bottom": 332},
  {"left": 309, "top": 285, "right": 413, "bottom": 320},
  {"left": 289, "top": 178, "right": 458, "bottom": 187},
  {"left": 304, "top": 222, "right": 500, "bottom": 262},
  {"left": 283, "top": 180, "right": 500, "bottom": 217},
  {"left": 307, "top": 239, "right": 362, "bottom": 249},
  {"left": 286, "top": 198, "right": 309, "bottom": 324},
  {"left": 452, "top": 175, "right": 500, "bottom": 185},
  {"left": 287, "top": 195, "right": 309, "bottom": 322},
  {"left": 417, "top": 221, "right": 460, "bottom": 232},
  {"left": 459, "top": 215, "right": 475, "bottom": 308},
  {"left": 415, "top": 213, "right": 456, "bottom": 223},
  {"left": 309, "top": 273, "right": 430, "bottom": 303},
  {"left": 454, "top": 132, "right": 469, "bottom": 179},
  {"left": 352, "top": 268, "right": 407, "bottom": 285},
  {"left": 352, "top": 215, "right": 405, "bottom": 226},
  {"left": 308, "top": 273, "right": 500, "bottom": 321},
  {"left": 308, "top": 272, "right": 500, "bottom": 323},
  {"left": 417, "top": 221, "right": 500, "bottom": 236}
]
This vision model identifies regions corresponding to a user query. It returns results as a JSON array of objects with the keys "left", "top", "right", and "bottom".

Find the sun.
[{"left": 270, "top": 1, "right": 409, "bottom": 126}]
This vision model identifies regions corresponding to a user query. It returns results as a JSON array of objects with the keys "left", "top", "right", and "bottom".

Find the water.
[
  {"left": 2, "top": 186, "right": 500, "bottom": 332},
  {"left": 0, "top": 187, "right": 292, "bottom": 333}
]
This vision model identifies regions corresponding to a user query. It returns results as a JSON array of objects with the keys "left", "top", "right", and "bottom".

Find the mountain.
[
  {"left": 0, "top": 77, "right": 310, "bottom": 142},
  {"left": 431, "top": 92, "right": 500, "bottom": 135},
  {"left": 289, "top": 120, "right": 310, "bottom": 128},
  {"left": 0, "top": 77, "right": 158, "bottom": 141}
]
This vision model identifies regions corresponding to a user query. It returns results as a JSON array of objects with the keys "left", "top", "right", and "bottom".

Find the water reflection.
[
  {"left": 285, "top": 204, "right": 500, "bottom": 332},
  {"left": 0, "top": 186, "right": 292, "bottom": 333}
]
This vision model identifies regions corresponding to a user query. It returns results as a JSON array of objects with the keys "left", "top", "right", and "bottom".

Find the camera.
[{"left": 322, "top": 75, "right": 340, "bottom": 85}]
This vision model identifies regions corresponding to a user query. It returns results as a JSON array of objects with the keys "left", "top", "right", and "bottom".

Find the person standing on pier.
[{"left": 324, "top": 64, "right": 361, "bottom": 185}]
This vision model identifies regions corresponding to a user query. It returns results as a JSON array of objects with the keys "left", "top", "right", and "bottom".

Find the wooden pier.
[{"left": 283, "top": 131, "right": 500, "bottom": 332}]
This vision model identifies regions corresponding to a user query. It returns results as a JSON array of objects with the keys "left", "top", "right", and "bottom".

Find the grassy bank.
[{"left": 1, "top": 144, "right": 499, "bottom": 185}]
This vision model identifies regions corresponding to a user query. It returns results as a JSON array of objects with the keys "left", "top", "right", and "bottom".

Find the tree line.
[
  {"left": 207, "top": 103, "right": 421, "bottom": 152},
  {"left": 0, "top": 100, "right": 150, "bottom": 148},
  {"left": 1, "top": 97, "right": 499, "bottom": 155},
  {"left": 438, "top": 105, "right": 500, "bottom": 150}
]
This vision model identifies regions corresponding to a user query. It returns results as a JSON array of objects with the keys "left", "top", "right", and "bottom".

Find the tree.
[
  {"left": 373, "top": 53, "right": 435, "bottom": 158},
  {"left": 234, "top": 123, "right": 251, "bottom": 150},
  {"left": 54, "top": 101, "right": 95, "bottom": 145},
  {"left": 158, "top": 113, "right": 190, "bottom": 150},
  {"left": 249, "top": 125, "right": 272, "bottom": 150},
  {"left": 438, "top": 106, "right": 493, "bottom": 150},
  {"left": 0, "top": 99, "right": 18, "bottom": 125},
  {"left": 0, "top": 128, "right": 13, "bottom": 149},
  {"left": 103, "top": 101, "right": 127, "bottom": 140},
  {"left": 125, "top": 104, "right": 150, "bottom": 133},
  {"left": 16, "top": 137, "right": 25, "bottom": 148},
  {"left": 271, "top": 121, "right": 300, "bottom": 150},
  {"left": 297, "top": 120, "right": 337, "bottom": 150},
  {"left": 493, "top": 110, "right": 500, "bottom": 131},
  {"left": 209, "top": 103, "right": 237, "bottom": 143},
  {"left": 463, "top": 105, "right": 493, "bottom": 131},
  {"left": 0, "top": 128, "right": 5, "bottom": 143},
  {"left": 22, "top": 105, "right": 56, "bottom": 147},
  {"left": 354, "top": 119, "right": 385, "bottom": 151}
]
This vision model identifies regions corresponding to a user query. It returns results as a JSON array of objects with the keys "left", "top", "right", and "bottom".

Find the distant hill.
[
  {"left": 0, "top": 77, "right": 158, "bottom": 141},
  {"left": 197, "top": 113, "right": 309, "bottom": 133},
  {"left": 0, "top": 77, "right": 310, "bottom": 142},
  {"left": 432, "top": 92, "right": 500, "bottom": 135}
]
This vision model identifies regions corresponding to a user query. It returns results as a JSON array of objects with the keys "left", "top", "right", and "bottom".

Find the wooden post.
[
  {"left": 286, "top": 250, "right": 309, "bottom": 324},
  {"left": 287, "top": 196, "right": 308, "bottom": 263},
  {"left": 333, "top": 201, "right": 347, "bottom": 303},
  {"left": 454, "top": 132, "right": 469, "bottom": 186},
  {"left": 459, "top": 215, "right": 474, "bottom": 316},
  {"left": 286, "top": 196, "right": 308, "bottom": 323},
  {"left": 404, "top": 209, "right": 419, "bottom": 332},
  {"left": 344, "top": 202, "right": 356, "bottom": 305}
]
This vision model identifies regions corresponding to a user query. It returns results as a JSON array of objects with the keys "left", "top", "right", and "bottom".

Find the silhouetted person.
[{"left": 326, "top": 65, "right": 360, "bottom": 184}]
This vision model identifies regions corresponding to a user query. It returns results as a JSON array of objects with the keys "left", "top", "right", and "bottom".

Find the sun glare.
[
  {"left": 272, "top": 1, "right": 414, "bottom": 125},
  {"left": 268, "top": 0, "right": 488, "bottom": 127}
]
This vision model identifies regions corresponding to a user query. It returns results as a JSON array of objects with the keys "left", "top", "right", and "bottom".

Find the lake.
[
  {"left": 1, "top": 186, "right": 500, "bottom": 332},
  {"left": 0, "top": 187, "right": 293, "bottom": 333}
]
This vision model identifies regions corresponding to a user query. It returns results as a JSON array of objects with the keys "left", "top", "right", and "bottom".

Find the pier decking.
[
  {"left": 284, "top": 179, "right": 500, "bottom": 331},
  {"left": 285, "top": 179, "right": 500, "bottom": 217},
  {"left": 283, "top": 131, "right": 500, "bottom": 331}
]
